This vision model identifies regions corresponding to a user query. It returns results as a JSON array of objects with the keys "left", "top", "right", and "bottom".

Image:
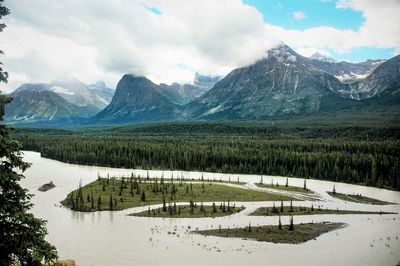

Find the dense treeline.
[{"left": 14, "top": 123, "right": 400, "bottom": 191}]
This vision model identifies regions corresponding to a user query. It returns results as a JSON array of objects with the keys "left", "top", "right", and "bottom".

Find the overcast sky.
[{"left": 0, "top": 0, "right": 399, "bottom": 92}]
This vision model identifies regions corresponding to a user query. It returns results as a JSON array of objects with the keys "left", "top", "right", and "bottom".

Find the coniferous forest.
[{"left": 14, "top": 121, "right": 400, "bottom": 191}]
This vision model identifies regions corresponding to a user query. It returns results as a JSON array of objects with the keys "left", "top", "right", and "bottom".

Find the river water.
[{"left": 20, "top": 151, "right": 400, "bottom": 266}]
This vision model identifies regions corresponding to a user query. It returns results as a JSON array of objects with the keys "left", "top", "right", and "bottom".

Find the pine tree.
[
  {"left": 97, "top": 195, "right": 102, "bottom": 210},
  {"left": 190, "top": 199, "right": 194, "bottom": 214},
  {"left": 280, "top": 200, "right": 284, "bottom": 212},
  {"left": 289, "top": 200, "right": 293, "bottom": 212},
  {"left": 212, "top": 202, "right": 217, "bottom": 213},
  {"left": 109, "top": 194, "right": 113, "bottom": 210},
  {"left": 248, "top": 222, "right": 252, "bottom": 232},
  {"left": 278, "top": 215, "right": 282, "bottom": 230},
  {"left": 91, "top": 190, "right": 94, "bottom": 209},
  {"left": 162, "top": 196, "right": 167, "bottom": 212},
  {"left": 141, "top": 191, "right": 146, "bottom": 202},
  {"left": 333, "top": 184, "right": 336, "bottom": 194},
  {"left": 303, "top": 179, "right": 307, "bottom": 190},
  {"left": 288, "top": 216, "right": 294, "bottom": 231},
  {"left": 285, "top": 177, "right": 289, "bottom": 187}
]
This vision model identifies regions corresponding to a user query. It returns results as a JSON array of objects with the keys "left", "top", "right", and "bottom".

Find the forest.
[{"left": 13, "top": 121, "right": 400, "bottom": 191}]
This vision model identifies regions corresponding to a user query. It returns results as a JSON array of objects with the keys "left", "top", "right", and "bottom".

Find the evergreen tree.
[
  {"left": 97, "top": 195, "right": 102, "bottom": 210},
  {"left": 280, "top": 200, "right": 284, "bottom": 212},
  {"left": 212, "top": 202, "right": 217, "bottom": 213},
  {"left": 190, "top": 199, "right": 194, "bottom": 214},
  {"left": 109, "top": 194, "right": 113, "bottom": 210},
  {"left": 278, "top": 215, "right": 282, "bottom": 230},
  {"left": 285, "top": 177, "right": 289, "bottom": 187},
  {"left": 303, "top": 179, "right": 307, "bottom": 190},
  {"left": 162, "top": 196, "right": 167, "bottom": 212},
  {"left": 288, "top": 216, "right": 294, "bottom": 231},
  {"left": 0, "top": 5, "right": 57, "bottom": 261},
  {"left": 289, "top": 200, "right": 293, "bottom": 212},
  {"left": 91, "top": 190, "right": 94, "bottom": 209},
  {"left": 141, "top": 191, "right": 146, "bottom": 202},
  {"left": 333, "top": 184, "right": 336, "bottom": 194}
]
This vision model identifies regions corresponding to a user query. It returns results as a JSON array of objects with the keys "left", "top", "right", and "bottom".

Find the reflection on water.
[{"left": 20, "top": 151, "right": 400, "bottom": 266}]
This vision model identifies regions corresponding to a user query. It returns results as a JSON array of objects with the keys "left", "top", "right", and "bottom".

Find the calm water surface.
[{"left": 20, "top": 151, "right": 400, "bottom": 266}]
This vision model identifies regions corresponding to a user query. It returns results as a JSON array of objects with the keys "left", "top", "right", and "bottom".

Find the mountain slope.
[
  {"left": 50, "top": 78, "right": 114, "bottom": 110},
  {"left": 186, "top": 45, "right": 398, "bottom": 120},
  {"left": 4, "top": 89, "right": 89, "bottom": 123},
  {"left": 157, "top": 83, "right": 209, "bottom": 105},
  {"left": 93, "top": 74, "right": 182, "bottom": 124}
]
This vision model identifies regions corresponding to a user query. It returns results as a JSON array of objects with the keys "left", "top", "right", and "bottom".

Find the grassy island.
[
  {"left": 131, "top": 204, "right": 245, "bottom": 218},
  {"left": 61, "top": 176, "right": 293, "bottom": 212},
  {"left": 196, "top": 222, "right": 345, "bottom": 244},
  {"left": 327, "top": 192, "right": 394, "bottom": 205},
  {"left": 250, "top": 204, "right": 395, "bottom": 216},
  {"left": 38, "top": 181, "right": 56, "bottom": 192}
]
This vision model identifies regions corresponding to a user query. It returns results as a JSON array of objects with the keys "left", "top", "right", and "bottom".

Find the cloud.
[
  {"left": 0, "top": 0, "right": 279, "bottom": 92},
  {"left": 0, "top": 0, "right": 399, "bottom": 93},
  {"left": 292, "top": 11, "right": 306, "bottom": 20}
]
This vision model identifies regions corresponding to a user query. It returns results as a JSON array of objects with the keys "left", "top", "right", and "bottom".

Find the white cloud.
[
  {"left": 0, "top": 0, "right": 279, "bottom": 92},
  {"left": 293, "top": 11, "right": 306, "bottom": 20},
  {"left": 296, "top": 47, "right": 332, "bottom": 58},
  {"left": 0, "top": 0, "right": 399, "bottom": 93}
]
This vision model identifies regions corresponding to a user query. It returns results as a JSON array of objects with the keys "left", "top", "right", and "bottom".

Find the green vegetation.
[
  {"left": 0, "top": 2, "right": 58, "bottom": 264},
  {"left": 255, "top": 178, "right": 312, "bottom": 193},
  {"left": 131, "top": 203, "right": 245, "bottom": 218},
  {"left": 327, "top": 192, "right": 394, "bottom": 205},
  {"left": 61, "top": 176, "right": 293, "bottom": 212},
  {"left": 196, "top": 222, "right": 345, "bottom": 244},
  {"left": 38, "top": 181, "right": 56, "bottom": 192},
  {"left": 14, "top": 122, "right": 400, "bottom": 191},
  {"left": 250, "top": 204, "right": 395, "bottom": 216}
]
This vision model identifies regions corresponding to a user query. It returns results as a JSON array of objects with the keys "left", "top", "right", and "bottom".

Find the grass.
[
  {"left": 61, "top": 177, "right": 294, "bottom": 212},
  {"left": 130, "top": 204, "right": 245, "bottom": 218},
  {"left": 196, "top": 222, "right": 345, "bottom": 244},
  {"left": 250, "top": 205, "right": 396, "bottom": 216},
  {"left": 255, "top": 182, "right": 312, "bottom": 194},
  {"left": 327, "top": 192, "right": 394, "bottom": 205}
]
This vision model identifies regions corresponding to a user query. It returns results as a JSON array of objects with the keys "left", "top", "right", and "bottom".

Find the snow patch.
[
  {"left": 50, "top": 86, "right": 75, "bottom": 95},
  {"left": 335, "top": 72, "right": 369, "bottom": 82}
]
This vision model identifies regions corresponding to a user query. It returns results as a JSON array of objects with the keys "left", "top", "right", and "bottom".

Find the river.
[{"left": 20, "top": 151, "right": 400, "bottom": 266}]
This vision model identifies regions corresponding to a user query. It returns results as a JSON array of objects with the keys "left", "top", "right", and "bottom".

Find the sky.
[{"left": 0, "top": 0, "right": 399, "bottom": 92}]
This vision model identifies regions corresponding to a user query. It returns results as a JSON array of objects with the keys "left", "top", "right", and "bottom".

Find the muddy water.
[{"left": 21, "top": 151, "right": 400, "bottom": 266}]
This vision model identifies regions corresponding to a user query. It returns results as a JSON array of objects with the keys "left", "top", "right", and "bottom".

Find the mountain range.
[
  {"left": 4, "top": 78, "right": 114, "bottom": 123},
  {"left": 3, "top": 44, "right": 399, "bottom": 126}
]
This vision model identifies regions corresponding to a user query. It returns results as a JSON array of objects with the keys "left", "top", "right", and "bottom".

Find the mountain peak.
[{"left": 267, "top": 44, "right": 298, "bottom": 63}]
